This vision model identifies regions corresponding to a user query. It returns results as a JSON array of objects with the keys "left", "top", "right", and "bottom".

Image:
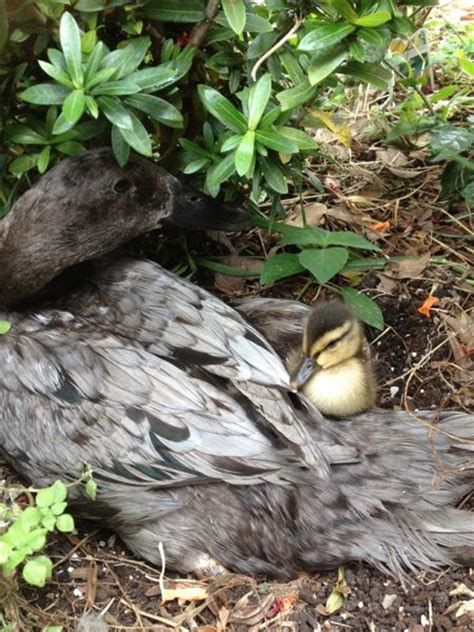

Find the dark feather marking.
[
  {"left": 149, "top": 434, "right": 200, "bottom": 476},
  {"left": 53, "top": 374, "right": 84, "bottom": 404},
  {"left": 146, "top": 412, "right": 190, "bottom": 442},
  {"left": 244, "top": 329, "right": 271, "bottom": 350},
  {"left": 171, "top": 347, "right": 227, "bottom": 366},
  {"left": 212, "top": 456, "right": 277, "bottom": 477}
]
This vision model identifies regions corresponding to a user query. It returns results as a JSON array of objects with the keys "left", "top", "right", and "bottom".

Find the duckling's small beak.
[
  {"left": 167, "top": 180, "right": 250, "bottom": 232},
  {"left": 289, "top": 356, "right": 317, "bottom": 390}
]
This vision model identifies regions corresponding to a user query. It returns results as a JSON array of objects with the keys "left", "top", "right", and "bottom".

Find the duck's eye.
[
  {"left": 326, "top": 339, "right": 339, "bottom": 350},
  {"left": 114, "top": 178, "right": 132, "bottom": 193},
  {"left": 187, "top": 193, "right": 201, "bottom": 203}
]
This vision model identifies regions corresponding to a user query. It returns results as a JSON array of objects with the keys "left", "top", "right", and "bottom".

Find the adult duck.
[{"left": 0, "top": 148, "right": 473, "bottom": 581}]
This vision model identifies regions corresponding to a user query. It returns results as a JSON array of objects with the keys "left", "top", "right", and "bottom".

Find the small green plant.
[{"left": 0, "top": 468, "right": 96, "bottom": 588}]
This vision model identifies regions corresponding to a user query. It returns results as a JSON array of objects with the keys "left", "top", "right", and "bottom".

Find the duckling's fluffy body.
[{"left": 288, "top": 301, "right": 377, "bottom": 416}]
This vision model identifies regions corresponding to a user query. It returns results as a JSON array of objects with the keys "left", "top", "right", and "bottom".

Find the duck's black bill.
[
  {"left": 289, "top": 356, "right": 317, "bottom": 390},
  {"left": 168, "top": 182, "right": 250, "bottom": 232}
]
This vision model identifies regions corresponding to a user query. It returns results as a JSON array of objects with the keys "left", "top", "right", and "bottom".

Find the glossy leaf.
[
  {"left": 144, "top": 1, "right": 204, "bottom": 22},
  {"left": 183, "top": 158, "right": 209, "bottom": 174},
  {"left": 276, "top": 79, "right": 317, "bottom": 111},
  {"left": 299, "top": 247, "right": 349, "bottom": 284},
  {"left": 326, "top": 231, "right": 380, "bottom": 250},
  {"left": 47, "top": 49, "right": 68, "bottom": 71},
  {"left": 91, "top": 79, "right": 141, "bottom": 96},
  {"left": 38, "top": 61, "right": 74, "bottom": 88},
  {"left": 259, "top": 156, "right": 288, "bottom": 193},
  {"left": 340, "top": 61, "right": 392, "bottom": 89},
  {"left": 111, "top": 124, "right": 130, "bottom": 166},
  {"left": 198, "top": 85, "right": 246, "bottom": 133},
  {"left": 52, "top": 113, "right": 75, "bottom": 135},
  {"left": 125, "top": 94, "right": 183, "bottom": 128},
  {"left": 85, "top": 67, "right": 117, "bottom": 91},
  {"left": 248, "top": 73, "right": 272, "bottom": 130},
  {"left": 308, "top": 47, "right": 348, "bottom": 86},
  {"left": 7, "top": 124, "right": 47, "bottom": 145},
  {"left": 84, "top": 41, "right": 108, "bottom": 85},
  {"left": 115, "top": 37, "right": 150, "bottom": 79},
  {"left": 260, "top": 253, "right": 304, "bottom": 284},
  {"left": 55, "top": 514, "right": 75, "bottom": 532},
  {"left": 235, "top": 130, "right": 255, "bottom": 176},
  {"left": 299, "top": 23, "right": 355, "bottom": 52},
  {"left": 20, "top": 84, "right": 70, "bottom": 105},
  {"left": 222, "top": 0, "right": 246, "bottom": 35},
  {"left": 340, "top": 287, "right": 384, "bottom": 330},
  {"left": 331, "top": 0, "right": 358, "bottom": 21},
  {"left": 221, "top": 134, "right": 243, "bottom": 152},
  {"left": 255, "top": 129, "right": 298, "bottom": 153},
  {"left": 59, "top": 12, "right": 83, "bottom": 87},
  {"left": 62, "top": 89, "right": 85, "bottom": 124},
  {"left": 97, "top": 96, "right": 133, "bottom": 130},
  {"left": 37, "top": 146, "right": 51, "bottom": 174},
  {"left": 355, "top": 11, "right": 391, "bottom": 27},
  {"left": 206, "top": 153, "right": 236, "bottom": 196},
  {"left": 129, "top": 66, "right": 178, "bottom": 92},
  {"left": 278, "top": 127, "right": 317, "bottom": 150},
  {"left": 22, "top": 556, "right": 53, "bottom": 588},
  {"left": 85, "top": 95, "right": 99, "bottom": 118},
  {"left": 117, "top": 112, "right": 152, "bottom": 156}
]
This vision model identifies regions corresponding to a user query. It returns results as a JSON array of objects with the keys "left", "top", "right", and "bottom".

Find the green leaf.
[
  {"left": 308, "top": 46, "right": 348, "bottom": 86},
  {"left": 255, "top": 129, "right": 298, "bottom": 153},
  {"left": 85, "top": 478, "right": 97, "bottom": 501},
  {"left": 235, "top": 130, "right": 255, "bottom": 176},
  {"left": 91, "top": 79, "right": 141, "bottom": 96},
  {"left": 84, "top": 40, "right": 108, "bottom": 85},
  {"left": 38, "top": 61, "right": 74, "bottom": 88},
  {"left": 62, "top": 89, "right": 85, "bottom": 124},
  {"left": 28, "top": 529, "right": 47, "bottom": 552},
  {"left": 20, "top": 84, "right": 70, "bottom": 105},
  {"left": 85, "top": 67, "right": 117, "bottom": 90},
  {"left": 198, "top": 85, "right": 246, "bottom": 133},
  {"left": 125, "top": 94, "right": 183, "bottom": 128},
  {"left": 222, "top": 0, "right": 246, "bottom": 35},
  {"left": 462, "top": 181, "right": 474, "bottom": 207},
  {"left": 299, "top": 247, "right": 349, "bottom": 284},
  {"left": 52, "top": 113, "right": 75, "bottom": 135},
  {"left": 111, "top": 124, "right": 130, "bottom": 166},
  {"left": 144, "top": 1, "right": 204, "bottom": 22},
  {"left": 458, "top": 51, "right": 474, "bottom": 78},
  {"left": 340, "top": 61, "right": 392, "bottom": 89},
  {"left": 47, "top": 48, "right": 68, "bottom": 71},
  {"left": 279, "top": 225, "right": 327, "bottom": 246},
  {"left": 81, "top": 30, "right": 97, "bottom": 55},
  {"left": 113, "top": 36, "right": 150, "bottom": 79},
  {"left": 206, "top": 153, "right": 236, "bottom": 196},
  {"left": 9, "top": 154, "right": 39, "bottom": 176},
  {"left": 183, "top": 158, "right": 209, "bottom": 174},
  {"left": 37, "top": 146, "right": 51, "bottom": 174},
  {"left": 299, "top": 23, "right": 356, "bottom": 52},
  {"left": 276, "top": 79, "right": 317, "bottom": 111},
  {"left": 128, "top": 66, "right": 177, "bottom": 92},
  {"left": 51, "top": 501, "right": 68, "bottom": 516},
  {"left": 55, "top": 514, "right": 75, "bottom": 533},
  {"left": 326, "top": 586, "right": 345, "bottom": 614},
  {"left": 7, "top": 124, "right": 47, "bottom": 145},
  {"left": 260, "top": 253, "right": 305, "bottom": 285},
  {"left": 76, "top": 0, "right": 106, "bottom": 9},
  {"left": 56, "top": 141, "right": 84, "bottom": 155},
  {"left": 259, "top": 156, "right": 288, "bottom": 193},
  {"left": 221, "top": 134, "right": 243, "bottom": 152},
  {"left": 277, "top": 127, "right": 317, "bottom": 150},
  {"left": 85, "top": 94, "right": 99, "bottom": 118},
  {"left": 260, "top": 106, "right": 281, "bottom": 128},
  {"left": 36, "top": 481, "right": 67, "bottom": 507},
  {"left": 326, "top": 231, "right": 380, "bottom": 251},
  {"left": 22, "top": 556, "right": 53, "bottom": 587},
  {"left": 340, "top": 287, "right": 384, "bottom": 330},
  {"left": 97, "top": 96, "right": 133, "bottom": 130},
  {"left": 332, "top": 0, "right": 358, "bottom": 21},
  {"left": 355, "top": 10, "right": 391, "bottom": 27},
  {"left": 248, "top": 73, "right": 272, "bottom": 130},
  {"left": 0, "top": 541, "right": 11, "bottom": 564},
  {"left": 0, "top": 320, "right": 10, "bottom": 335},
  {"left": 117, "top": 112, "right": 152, "bottom": 156},
  {"left": 59, "top": 12, "right": 83, "bottom": 87}
]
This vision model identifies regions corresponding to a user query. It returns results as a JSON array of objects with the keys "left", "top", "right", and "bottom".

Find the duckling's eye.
[
  {"left": 114, "top": 178, "right": 132, "bottom": 193},
  {"left": 325, "top": 339, "right": 339, "bottom": 350}
]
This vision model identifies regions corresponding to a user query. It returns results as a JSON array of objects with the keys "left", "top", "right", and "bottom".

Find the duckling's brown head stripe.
[{"left": 303, "top": 301, "right": 357, "bottom": 355}]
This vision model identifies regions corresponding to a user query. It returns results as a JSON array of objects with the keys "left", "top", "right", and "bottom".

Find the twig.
[
  {"left": 251, "top": 17, "right": 302, "bottom": 81},
  {"left": 190, "top": 0, "right": 220, "bottom": 48}
]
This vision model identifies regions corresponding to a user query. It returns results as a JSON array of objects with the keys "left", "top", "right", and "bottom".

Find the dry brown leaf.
[
  {"left": 214, "top": 273, "right": 245, "bottom": 295},
  {"left": 442, "top": 313, "right": 474, "bottom": 348},
  {"left": 230, "top": 593, "right": 275, "bottom": 625},
  {"left": 456, "top": 599, "right": 474, "bottom": 619},
  {"left": 385, "top": 253, "right": 431, "bottom": 279},
  {"left": 287, "top": 202, "right": 327, "bottom": 227},
  {"left": 160, "top": 580, "right": 208, "bottom": 603},
  {"left": 376, "top": 273, "right": 399, "bottom": 294},
  {"left": 387, "top": 166, "right": 427, "bottom": 179},
  {"left": 376, "top": 148, "right": 409, "bottom": 167}
]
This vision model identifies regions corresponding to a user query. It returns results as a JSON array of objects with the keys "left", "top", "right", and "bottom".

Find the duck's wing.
[{"left": 0, "top": 260, "right": 342, "bottom": 488}]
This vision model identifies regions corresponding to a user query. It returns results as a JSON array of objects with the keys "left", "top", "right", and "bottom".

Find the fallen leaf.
[
  {"left": 455, "top": 598, "right": 474, "bottom": 618},
  {"left": 376, "top": 273, "right": 399, "bottom": 294},
  {"left": 230, "top": 592, "right": 275, "bottom": 625},
  {"left": 309, "top": 109, "right": 352, "bottom": 147},
  {"left": 387, "top": 166, "right": 427, "bottom": 179},
  {"left": 375, "top": 148, "right": 409, "bottom": 167},
  {"left": 161, "top": 580, "right": 208, "bottom": 603},
  {"left": 371, "top": 221, "right": 391, "bottom": 233},
  {"left": 386, "top": 253, "right": 431, "bottom": 279},
  {"left": 417, "top": 295, "right": 439, "bottom": 318},
  {"left": 451, "top": 583, "right": 474, "bottom": 599},
  {"left": 288, "top": 202, "right": 327, "bottom": 227}
]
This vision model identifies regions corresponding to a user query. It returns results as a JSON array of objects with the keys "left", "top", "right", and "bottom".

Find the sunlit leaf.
[
  {"left": 59, "top": 12, "right": 83, "bottom": 87},
  {"left": 198, "top": 85, "right": 246, "bottom": 133},
  {"left": 299, "top": 247, "right": 349, "bottom": 284},
  {"left": 248, "top": 73, "right": 272, "bottom": 130},
  {"left": 260, "top": 253, "right": 305, "bottom": 284},
  {"left": 222, "top": 0, "right": 246, "bottom": 35},
  {"left": 299, "top": 22, "right": 355, "bottom": 52}
]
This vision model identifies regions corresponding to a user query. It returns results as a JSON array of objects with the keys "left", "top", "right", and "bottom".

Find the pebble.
[{"left": 390, "top": 386, "right": 400, "bottom": 398}]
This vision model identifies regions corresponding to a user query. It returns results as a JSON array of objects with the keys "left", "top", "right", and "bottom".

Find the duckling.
[{"left": 288, "top": 301, "right": 377, "bottom": 416}]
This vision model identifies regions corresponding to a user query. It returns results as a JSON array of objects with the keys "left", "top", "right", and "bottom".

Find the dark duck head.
[
  {"left": 0, "top": 147, "right": 248, "bottom": 307},
  {"left": 0, "top": 150, "right": 472, "bottom": 584}
]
